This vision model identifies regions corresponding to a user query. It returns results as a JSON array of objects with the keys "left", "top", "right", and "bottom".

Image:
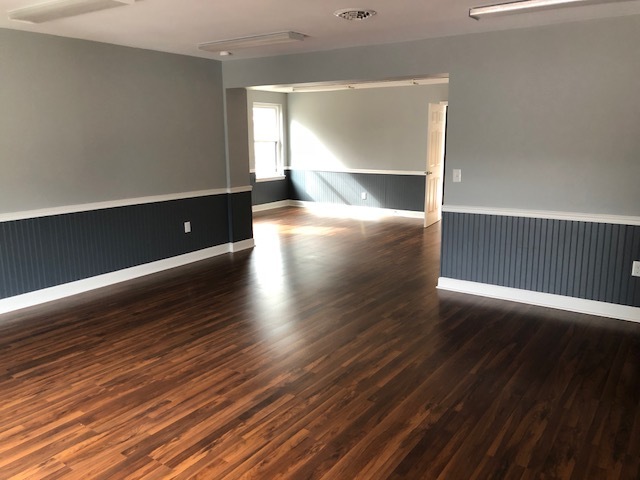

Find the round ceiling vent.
[{"left": 334, "top": 8, "right": 377, "bottom": 21}]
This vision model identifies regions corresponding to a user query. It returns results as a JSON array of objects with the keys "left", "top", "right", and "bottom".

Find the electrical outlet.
[
  {"left": 184, "top": 221, "right": 191, "bottom": 234},
  {"left": 632, "top": 261, "right": 640, "bottom": 277},
  {"left": 361, "top": 192, "right": 368, "bottom": 200}
]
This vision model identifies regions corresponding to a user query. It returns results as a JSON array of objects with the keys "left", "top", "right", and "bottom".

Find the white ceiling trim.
[{"left": 251, "top": 76, "right": 450, "bottom": 93}]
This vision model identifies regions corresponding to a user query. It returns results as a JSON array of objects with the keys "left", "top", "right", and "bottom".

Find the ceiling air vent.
[{"left": 334, "top": 8, "right": 377, "bottom": 21}]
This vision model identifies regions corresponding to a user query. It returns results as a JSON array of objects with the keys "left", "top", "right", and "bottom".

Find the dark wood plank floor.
[{"left": 1, "top": 207, "right": 639, "bottom": 479}]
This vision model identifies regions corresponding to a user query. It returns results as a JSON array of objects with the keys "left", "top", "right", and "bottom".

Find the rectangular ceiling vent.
[{"left": 8, "top": 0, "right": 135, "bottom": 24}]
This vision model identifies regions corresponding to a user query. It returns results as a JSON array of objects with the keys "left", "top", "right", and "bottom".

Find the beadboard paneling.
[
  {"left": 0, "top": 194, "right": 246, "bottom": 299},
  {"left": 441, "top": 212, "right": 640, "bottom": 307},
  {"left": 289, "top": 170, "right": 425, "bottom": 212},
  {"left": 250, "top": 172, "right": 288, "bottom": 206},
  {"left": 228, "top": 191, "right": 254, "bottom": 242}
]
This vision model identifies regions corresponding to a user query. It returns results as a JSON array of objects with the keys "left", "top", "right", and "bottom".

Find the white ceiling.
[{"left": 1, "top": 0, "right": 640, "bottom": 60}]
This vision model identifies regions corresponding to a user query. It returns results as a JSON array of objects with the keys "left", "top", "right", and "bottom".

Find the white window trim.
[
  {"left": 252, "top": 102, "right": 285, "bottom": 180},
  {"left": 255, "top": 175, "right": 286, "bottom": 183}
]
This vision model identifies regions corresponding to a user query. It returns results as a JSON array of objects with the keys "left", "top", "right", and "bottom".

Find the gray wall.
[
  {"left": 288, "top": 84, "right": 448, "bottom": 172},
  {"left": 223, "top": 15, "right": 640, "bottom": 217},
  {"left": 0, "top": 29, "right": 227, "bottom": 214},
  {"left": 224, "top": 88, "right": 251, "bottom": 188}
]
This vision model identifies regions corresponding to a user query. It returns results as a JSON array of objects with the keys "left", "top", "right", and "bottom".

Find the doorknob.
[{"left": 426, "top": 171, "right": 433, "bottom": 175}]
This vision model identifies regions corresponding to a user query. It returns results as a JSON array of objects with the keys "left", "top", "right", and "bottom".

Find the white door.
[{"left": 424, "top": 103, "right": 447, "bottom": 228}]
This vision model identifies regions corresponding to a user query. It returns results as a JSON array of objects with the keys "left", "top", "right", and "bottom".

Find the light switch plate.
[
  {"left": 453, "top": 169, "right": 462, "bottom": 183},
  {"left": 633, "top": 261, "right": 640, "bottom": 277},
  {"left": 184, "top": 221, "right": 191, "bottom": 234}
]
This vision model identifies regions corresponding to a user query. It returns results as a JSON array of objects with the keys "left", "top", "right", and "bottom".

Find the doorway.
[{"left": 424, "top": 102, "right": 448, "bottom": 228}]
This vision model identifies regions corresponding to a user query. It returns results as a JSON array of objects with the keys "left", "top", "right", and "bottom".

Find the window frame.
[{"left": 252, "top": 102, "right": 285, "bottom": 182}]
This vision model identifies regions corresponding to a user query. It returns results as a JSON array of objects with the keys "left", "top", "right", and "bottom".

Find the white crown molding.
[
  {"left": 0, "top": 240, "right": 254, "bottom": 316},
  {"left": 284, "top": 166, "right": 425, "bottom": 176},
  {"left": 442, "top": 205, "right": 640, "bottom": 226},
  {"left": 0, "top": 187, "right": 253, "bottom": 223},
  {"left": 437, "top": 277, "right": 640, "bottom": 323}
]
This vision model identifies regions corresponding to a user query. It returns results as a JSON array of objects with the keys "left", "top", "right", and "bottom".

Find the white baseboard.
[
  {"left": 252, "top": 200, "right": 424, "bottom": 220},
  {"left": 289, "top": 200, "right": 424, "bottom": 220},
  {"left": 437, "top": 277, "right": 640, "bottom": 323},
  {"left": 252, "top": 200, "right": 291, "bottom": 212},
  {"left": 230, "top": 238, "right": 255, "bottom": 252},
  {"left": 0, "top": 240, "right": 254, "bottom": 316}
]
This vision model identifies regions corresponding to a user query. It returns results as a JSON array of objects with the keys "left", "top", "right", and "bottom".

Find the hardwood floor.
[{"left": 1, "top": 207, "right": 639, "bottom": 479}]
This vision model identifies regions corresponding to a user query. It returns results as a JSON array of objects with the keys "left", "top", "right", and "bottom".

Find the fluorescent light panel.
[
  {"left": 8, "top": 0, "right": 134, "bottom": 23},
  {"left": 469, "top": 0, "right": 629, "bottom": 19},
  {"left": 198, "top": 31, "right": 305, "bottom": 54}
]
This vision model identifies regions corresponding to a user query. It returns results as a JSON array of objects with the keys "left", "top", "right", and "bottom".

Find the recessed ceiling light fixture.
[
  {"left": 333, "top": 8, "right": 377, "bottom": 21},
  {"left": 469, "top": 0, "right": 630, "bottom": 20},
  {"left": 198, "top": 31, "right": 306, "bottom": 54},
  {"left": 8, "top": 0, "right": 135, "bottom": 23}
]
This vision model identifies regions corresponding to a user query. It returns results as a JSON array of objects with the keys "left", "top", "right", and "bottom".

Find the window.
[{"left": 253, "top": 103, "right": 284, "bottom": 180}]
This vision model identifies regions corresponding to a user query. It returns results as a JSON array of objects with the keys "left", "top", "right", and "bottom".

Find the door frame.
[{"left": 424, "top": 101, "right": 448, "bottom": 228}]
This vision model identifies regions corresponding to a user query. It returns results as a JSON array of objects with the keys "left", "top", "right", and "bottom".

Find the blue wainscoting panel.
[
  {"left": 441, "top": 212, "right": 640, "bottom": 307},
  {"left": 289, "top": 170, "right": 425, "bottom": 212},
  {"left": 0, "top": 194, "right": 236, "bottom": 299},
  {"left": 228, "top": 191, "right": 254, "bottom": 242},
  {"left": 250, "top": 172, "right": 289, "bottom": 206}
]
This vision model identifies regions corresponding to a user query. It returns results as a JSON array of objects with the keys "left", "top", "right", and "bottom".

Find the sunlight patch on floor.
[
  {"left": 303, "top": 203, "right": 411, "bottom": 222},
  {"left": 251, "top": 224, "right": 284, "bottom": 296},
  {"left": 249, "top": 223, "right": 300, "bottom": 341},
  {"left": 255, "top": 221, "right": 346, "bottom": 237}
]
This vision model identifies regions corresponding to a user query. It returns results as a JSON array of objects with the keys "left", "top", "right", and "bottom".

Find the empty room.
[{"left": 0, "top": 0, "right": 639, "bottom": 478}]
